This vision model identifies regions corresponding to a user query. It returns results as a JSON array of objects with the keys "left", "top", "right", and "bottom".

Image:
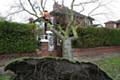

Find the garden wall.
[
  {"left": 72, "top": 46, "right": 120, "bottom": 58},
  {"left": 0, "top": 46, "right": 120, "bottom": 66}
]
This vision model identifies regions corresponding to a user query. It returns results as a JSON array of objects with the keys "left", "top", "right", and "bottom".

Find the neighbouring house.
[
  {"left": 105, "top": 20, "right": 120, "bottom": 29},
  {"left": 50, "top": 2, "right": 94, "bottom": 27}
]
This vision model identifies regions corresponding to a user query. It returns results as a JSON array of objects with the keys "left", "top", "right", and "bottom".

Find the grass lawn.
[
  {"left": 0, "top": 75, "right": 11, "bottom": 80},
  {"left": 96, "top": 56, "right": 120, "bottom": 80}
]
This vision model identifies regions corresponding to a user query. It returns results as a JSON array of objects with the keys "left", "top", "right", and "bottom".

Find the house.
[
  {"left": 31, "top": 3, "right": 95, "bottom": 56},
  {"left": 105, "top": 20, "right": 120, "bottom": 29},
  {"left": 50, "top": 2, "right": 94, "bottom": 27}
]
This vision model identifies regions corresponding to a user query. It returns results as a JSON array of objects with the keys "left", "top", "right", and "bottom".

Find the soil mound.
[{"left": 4, "top": 58, "right": 112, "bottom": 80}]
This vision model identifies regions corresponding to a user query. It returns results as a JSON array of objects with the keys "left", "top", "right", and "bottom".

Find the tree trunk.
[{"left": 62, "top": 38, "right": 73, "bottom": 60}]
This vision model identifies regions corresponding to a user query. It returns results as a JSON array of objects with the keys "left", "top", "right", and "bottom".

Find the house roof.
[
  {"left": 116, "top": 20, "right": 120, "bottom": 24},
  {"left": 104, "top": 21, "right": 116, "bottom": 24},
  {"left": 50, "top": 2, "right": 94, "bottom": 20},
  {"left": 105, "top": 20, "right": 120, "bottom": 24}
]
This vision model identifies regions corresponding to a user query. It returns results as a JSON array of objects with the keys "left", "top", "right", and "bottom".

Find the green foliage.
[
  {"left": 0, "top": 21, "right": 37, "bottom": 54},
  {"left": 0, "top": 16, "right": 6, "bottom": 22},
  {"left": 72, "top": 27, "right": 120, "bottom": 48},
  {"left": 0, "top": 75, "right": 11, "bottom": 80}
]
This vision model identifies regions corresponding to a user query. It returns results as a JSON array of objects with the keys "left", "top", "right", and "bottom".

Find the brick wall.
[
  {"left": 38, "top": 43, "right": 120, "bottom": 58},
  {"left": 0, "top": 46, "right": 120, "bottom": 62},
  {"left": 72, "top": 46, "right": 120, "bottom": 58}
]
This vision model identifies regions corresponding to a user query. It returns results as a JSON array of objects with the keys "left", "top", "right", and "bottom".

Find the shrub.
[
  {"left": 72, "top": 27, "right": 120, "bottom": 48},
  {"left": 0, "top": 21, "right": 37, "bottom": 54}
]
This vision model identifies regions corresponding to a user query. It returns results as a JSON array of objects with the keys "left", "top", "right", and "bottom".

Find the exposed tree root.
[{"left": 4, "top": 57, "right": 112, "bottom": 80}]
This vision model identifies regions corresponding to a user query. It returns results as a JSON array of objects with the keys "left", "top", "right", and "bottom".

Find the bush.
[
  {"left": 72, "top": 27, "right": 120, "bottom": 48},
  {"left": 0, "top": 21, "right": 37, "bottom": 54}
]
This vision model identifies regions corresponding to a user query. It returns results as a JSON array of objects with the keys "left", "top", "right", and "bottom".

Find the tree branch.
[
  {"left": 5, "top": 10, "right": 24, "bottom": 18},
  {"left": 62, "top": 0, "right": 64, "bottom": 6},
  {"left": 88, "top": 3, "right": 103, "bottom": 16},
  {"left": 43, "top": 0, "right": 47, "bottom": 10},
  {"left": 90, "top": 12, "right": 108, "bottom": 16},
  {"left": 50, "top": 27, "right": 64, "bottom": 40},
  {"left": 19, "top": 0, "right": 39, "bottom": 18},
  {"left": 28, "top": 0, "right": 38, "bottom": 15},
  {"left": 66, "top": 0, "right": 75, "bottom": 38},
  {"left": 40, "top": 0, "right": 45, "bottom": 11},
  {"left": 88, "top": 0, "right": 113, "bottom": 16},
  {"left": 73, "top": 0, "right": 99, "bottom": 6},
  {"left": 79, "top": 3, "right": 85, "bottom": 13}
]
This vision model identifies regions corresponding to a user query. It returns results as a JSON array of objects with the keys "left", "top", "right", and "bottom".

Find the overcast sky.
[{"left": 0, "top": 0, "right": 120, "bottom": 25}]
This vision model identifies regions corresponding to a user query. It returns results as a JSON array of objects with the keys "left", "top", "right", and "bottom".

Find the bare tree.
[
  {"left": 50, "top": 0, "right": 107, "bottom": 60},
  {"left": 6, "top": 0, "right": 48, "bottom": 19},
  {"left": 6, "top": 0, "right": 110, "bottom": 60}
]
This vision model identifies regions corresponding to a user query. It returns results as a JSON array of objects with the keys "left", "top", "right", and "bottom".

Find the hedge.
[
  {"left": 72, "top": 27, "right": 120, "bottom": 48},
  {"left": 0, "top": 21, "right": 37, "bottom": 54}
]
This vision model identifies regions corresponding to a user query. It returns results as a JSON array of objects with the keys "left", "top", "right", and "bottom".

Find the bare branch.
[
  {"left": 53, "top": 0, "right": 56, "bottom": 3},
  {"left": 66, "top": 0, "right": 76, "bottom": 38},
  {"left": 5, "top": 10, "right": 24, "bottom": 18},
  {"left": 43, "top": 0, "right": 47, "bottom": 9},
  {"left": 70, "top": 0, "right": 75, "bottom": 22},
  {"left": 19, "top": 0, "right": 39, "bottom": 18},
  {"left": 40, "top": 0, "right": 45, "bottom": 11},
  {"left": 73, "top": 0, "right": 99, "bottom": 6},
  {"left": 62, "top": 0, "right": 64, "bottom": 6},
  {"left": 28, "top": 0, "right": 37, "bottom": 15},
  {"left": 88, "top": 3, "right": 103, "bottom": 16},
  {"left": 90, "top": 12, "right": 108, "bottom": 16},
  {"left": 50, "top": 27, "right": 64, "bottom": 40},
  {"left": 88, "top": 0, "right": 113, "bottom": 16},
  {"left": 79, "top": 3, "right": 85, "bottom": 13}
]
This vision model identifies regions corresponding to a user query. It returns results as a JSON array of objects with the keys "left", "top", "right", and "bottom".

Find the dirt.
[
  {"left": 4, "top": 58, "right": 112, "bottom": 80},
  {"left": 0, "top": 67, "right": 4, "bottom": 75}
]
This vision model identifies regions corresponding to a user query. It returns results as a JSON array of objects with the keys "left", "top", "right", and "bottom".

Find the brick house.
[
  {"left": 105, "top": 20, "right": 120, "bottom": 29},
  {"left": 33, "top": 3, "right": 95, "bottom": 57},
  {"left": 50, "top": 2, "right": 94, "bottom": 27}
]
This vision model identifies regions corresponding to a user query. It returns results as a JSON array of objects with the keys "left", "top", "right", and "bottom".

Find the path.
[{"left": 77, "top": 52, "right": 120, "bottom": 62}]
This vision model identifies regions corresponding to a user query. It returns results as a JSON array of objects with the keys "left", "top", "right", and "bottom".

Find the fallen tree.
[{"left": 5, "top": 57, "right": 112, "bottom": 80}]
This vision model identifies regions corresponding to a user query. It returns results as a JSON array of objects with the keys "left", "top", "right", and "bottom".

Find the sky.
[{"left": 0, "top": 0, "right": 120, "bottom": 25}]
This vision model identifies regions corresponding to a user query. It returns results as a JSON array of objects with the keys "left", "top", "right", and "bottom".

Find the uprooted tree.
[
  {"left": 6, "top": 0, "right": 112, "bottom": 60},
  {"left": 4, "top": 58, "right": 113, "bottom": 80}
]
